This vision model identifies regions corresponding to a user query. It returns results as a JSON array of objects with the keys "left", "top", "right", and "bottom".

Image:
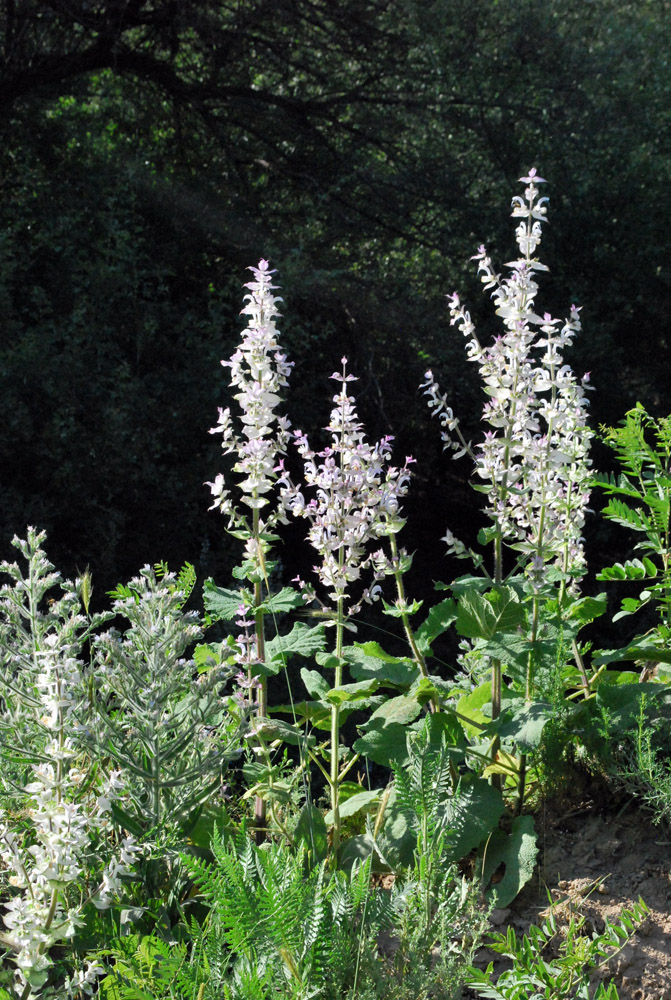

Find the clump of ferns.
[{"left": 178, "top": 828, "right": 403, "bottom": 999}]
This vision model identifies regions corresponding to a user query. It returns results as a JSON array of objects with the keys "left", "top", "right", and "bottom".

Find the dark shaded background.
[{"left": 0, "top": 1, "right": 668, "bottom": 654}]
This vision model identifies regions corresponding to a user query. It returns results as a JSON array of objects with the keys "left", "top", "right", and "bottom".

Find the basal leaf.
[
  {"left": 482, "top": 814, "right": 538, "bottom": 907},
  {"left": 497, "top": 701, "right": 553, "bottom": 750},
  {"left": 443, "top": 777, "right": 505, "bottom": 862}
]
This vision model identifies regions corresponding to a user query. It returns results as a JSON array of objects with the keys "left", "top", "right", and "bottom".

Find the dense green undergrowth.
[{"left": 1, "top": 174, "right": 669, "bottom": 999}]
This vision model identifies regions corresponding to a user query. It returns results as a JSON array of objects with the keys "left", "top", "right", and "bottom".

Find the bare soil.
[{"left": 465, "top": 786, "right": 671, "bottom": 999}]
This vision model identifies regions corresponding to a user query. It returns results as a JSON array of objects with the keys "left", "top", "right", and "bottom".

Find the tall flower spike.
[
  {"left": 280, "top": 358, "right": 413, "bottom": 615},
  {"left": 424, "top": 171, "right": 593, "bottom": 587},
  {"left": 207, "top": 260, "right": 293, "bottom": 558}
]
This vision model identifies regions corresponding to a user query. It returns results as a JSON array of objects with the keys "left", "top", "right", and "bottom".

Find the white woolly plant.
[
  {"left": 91, "top": 567, "right": 241, "bottom": 837},
  {"left": 424, "top": 170, "right": 593, "bottom": 707},
  {"left": 0, "top": 530, "right": 139, "bottom": 1000}
]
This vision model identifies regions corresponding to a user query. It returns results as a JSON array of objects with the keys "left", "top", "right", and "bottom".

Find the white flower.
[
  {"left": 280, "top": 359, "right": 412, "bottom": 613},
  {"left": 427, "top": 170, "right": 593, "bottom": 583}
]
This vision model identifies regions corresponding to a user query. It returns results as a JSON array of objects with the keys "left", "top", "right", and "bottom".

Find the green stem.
[
  {"left": 330, "top": 597, "right": 345, "bottom": 855},
  {"left": 490, "top": 533, "right": 504, "bottom": 786},
  {"left": 252, "top": 505, "right": 268, "bottom": 841},
  {"left": 525, "top": 594, "right": 540, "bottom": 702},
  {"left": 572, "top": 638, "right": 591, "bottom": 698},
  {"left": 389, "top": 534, "right": 438, "bottom": 712}
]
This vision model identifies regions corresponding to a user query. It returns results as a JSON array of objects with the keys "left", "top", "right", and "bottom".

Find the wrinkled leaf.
[
  {"left": 444, "top": 777, "right": 505, "bottom": 862},
  {"left": 266, "top": 623, "right": 326, "bottom": 668},
  {"left": 497, "top": 701, "right": 554, "bottom": 750},
  {"left": 353, "top": 719, "right": 415, "bottom": 767},
  {"left": 366, "top": 692, "right": 424, "bottom": 726},
  {"left": 259, "top": 587, "right": 305, "bottom": 613},
  {"left": 203, "top": 580, "right": 250, "bottom": 621},
  {"left": 456, "top": 587, "right": 525, "bottom": 640},
  {"left": 482, "top": 814, "right": 538, "bottom": 907},
  {"left": 346, "top": 644, "right": 417, "bottom": 687}
]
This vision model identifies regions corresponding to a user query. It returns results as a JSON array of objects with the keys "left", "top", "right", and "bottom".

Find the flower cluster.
[
  {"left": 424, "top": 169, "right": 593, "bottom": 586},
  {"left": 207, "top": 259, "right": 293, "bottom": 573},
  {"left": 0, "top": 639, "right": 136, "bottom": 999},
  {"left": 280, "top": 358, "right": 413, "bottom": 615}
]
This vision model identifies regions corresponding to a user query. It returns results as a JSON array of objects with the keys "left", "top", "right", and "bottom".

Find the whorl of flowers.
[
  {"left": 280, "top": 358, "right": 413, "bottom": 615},
  {"left": 424, "top": 169, "right": 593, "bottom": 586},
  {"left": 207, "top": 260, "right": 293, "bottom": 564}
]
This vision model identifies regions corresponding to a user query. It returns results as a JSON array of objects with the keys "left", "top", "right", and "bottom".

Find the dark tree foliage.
[{"left": 0, "top": 0, "right": 670, "bottom": 616}]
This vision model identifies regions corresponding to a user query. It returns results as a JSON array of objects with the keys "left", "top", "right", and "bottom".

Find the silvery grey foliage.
[
  {"left": 91, "top": 566, "right": 242, "bottom": 833},
  {"left": 0, "top": 528, "right": 107, "bottom": 776},
  {"left": 0, "top": 530, "right": 137, "bottom": 1000}
]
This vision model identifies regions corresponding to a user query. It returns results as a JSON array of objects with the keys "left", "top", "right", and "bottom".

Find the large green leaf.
[
  {"left": 345, "top": 644, "right": 418, "bottom": 687},
  {"left": 259, "top": 587, "right": 305, "bottom": 613},
  {"left": 497, "top": 701, "right": 553, "bottom": 750},
  {"left": 324, "top": 679, "right": 380, "bottom": 706},
  {"left": 481, "top": 814, "right": 538, "bottom": 907},
  {"left": 415, "top": 597, "right": 457, "bottom": 652},
  {"left": 265, "top": 623, "right": 326, "bottom": 670},
  {"left": 595, "top": 682, "right": 670, "bottom": 730},
  {"left": 366, "top": 692, "right": 424, "bottom": 726},
  {"left": 300, "top": 667, "right": 330, "bottom": 700},
  {"left": 567, "top": 592, "right": 608, "bottom": 625},
  {"left": 593, "top": 645, "right": 671, "bottom": 666},
  {"left": 456, "top": 587, "right": 526, "bottom": 640},
  {"left": 203, "top": 580, "right": 250, "bottom": 621},
  {"left": 443, "top": 778, "right": 505, "bottom": 862},
  {"left": 324, "top": 788, "right": 381, "bottom": 825},
  {"left": 456, "top": 681, "right": 492, "bottom": 737},
  {"left": 353, "top": 719, "right": 417, "bottom": 767}
]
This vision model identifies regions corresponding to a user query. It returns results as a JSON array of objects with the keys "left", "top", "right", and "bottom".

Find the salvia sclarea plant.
[
  {"left": 204, "top": 259, "right": 325, "bottom": 838},
  {"left": 277, "top": 357, "right": 417, "bottom": 851},
  {"left": 201, "top": 172, "right": 599, "bottom": 871},
  {"left": 204, "top": 265, "right": 437, "bottom": 853},
  {"left": 420, "top": 169, "right": 600, "bottom": 803}
]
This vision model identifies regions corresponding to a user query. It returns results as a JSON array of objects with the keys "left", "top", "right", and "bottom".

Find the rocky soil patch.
[{"left": 466, "top": 792, "right": 671, "bottom": 999}]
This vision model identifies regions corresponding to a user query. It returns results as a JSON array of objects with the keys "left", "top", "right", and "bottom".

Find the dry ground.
[{"left": 466, "top": 788, "right": 671, "bottom": 999}]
